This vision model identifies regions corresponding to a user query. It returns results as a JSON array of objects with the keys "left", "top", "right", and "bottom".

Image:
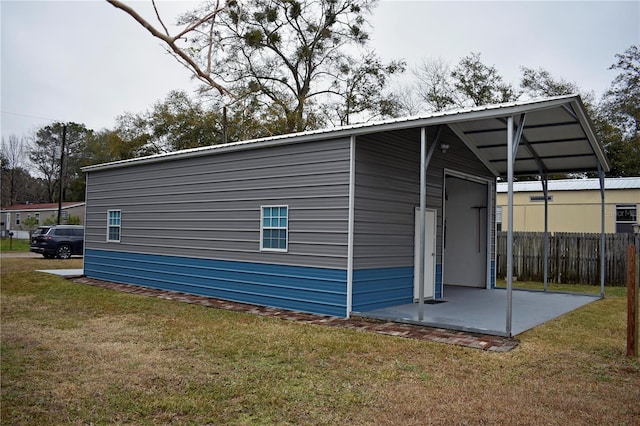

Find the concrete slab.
[
  {"left": 353, "top": 286, "right": 601, "bottom": 336},
  {"left": 36, "top": 269, "right": 85, "bottom": 278}
]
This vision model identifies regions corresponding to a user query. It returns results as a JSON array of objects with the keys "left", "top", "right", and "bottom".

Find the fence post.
[{"left": 628, "top": 245, "right": 638, "bottom": 357}]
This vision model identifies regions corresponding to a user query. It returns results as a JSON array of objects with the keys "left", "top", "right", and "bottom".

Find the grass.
[
  {"left": 0, "top": 237, "right": 30, "bottom": 252},
  {"left": 496, "top": 279, "right": 629, "bottom": 297},
  {"left": 1, "top": 257, "right": 639, "bottom": 425}
]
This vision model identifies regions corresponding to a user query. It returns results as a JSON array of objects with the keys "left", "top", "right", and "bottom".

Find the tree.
[
  {"left": 600, "top": 45, "right": 640, "bottom": 176},
  {"left": 109, "top": 91, "right": 225, "bottom": 155},
  {"left": 602, "top": 45, "right": 639, "bottom": 139},
  {"left": 518, "top": 51, "right": 640, "bottom": 177},
  {"left": 413, "top": 57, "right": 457, "bottom": 112},
  {"left": 29, "top": 122, "right": 91, "bottom": 203},
  {"left": 326, "top": 51, "right": 405, "bottom": 125},
  {"left": 451, "top": 52, "right": 516, "bottom": 107},
  {"left": 520, "top": 66, "right": 582, "bottom": 99},
  {"left": 519, "top": 66, "right": 597, "bottom": 113},
  {"left": 21, "top": 216, "right": 39, "bottom": 235},
  {"left": 109, "top": 0, "right": 400, "bottom": 134},
  {"left": 1, "top": 135, "right": 29, "bottom": 206},
  {"left": 198, "top": 0, "right": 386, "bottom": 132},
  {"left": 146, "top": 91, "right": 223, "bottom": 150},
  {"left": 83, "top": 129, "right": 139, "bottom": 166},
  {"left": 107, "top": 0, "right": 229, "bottom": 95},
  {"left": 392, "top": 82, "right": 423, "bottom": 117}
]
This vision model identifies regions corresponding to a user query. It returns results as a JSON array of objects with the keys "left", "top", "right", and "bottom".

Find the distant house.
[
  {"left": 496, "top": 177, "right": 640, "bottom": 233},
  {"left": 1, "top": 202, "right": 86, "bottom": 239}
]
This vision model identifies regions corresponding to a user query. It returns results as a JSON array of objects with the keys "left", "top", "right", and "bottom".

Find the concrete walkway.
[
  {"left": 36, "top": 268, "right": 85, "bottom": 278},
  {"left": 356, "top": 286, "right": 601, "bottom": 337}
]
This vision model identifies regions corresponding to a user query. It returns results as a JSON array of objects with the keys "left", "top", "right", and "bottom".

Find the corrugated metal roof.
[
  {"left": 0, "top": 202, "right": 85, "bottom": 211},
  {"left": 82, "top": 94, "right": 610, "bottom": 177},
  {"left": 496, "top": 177, "right": 640, "bottom": 192}
]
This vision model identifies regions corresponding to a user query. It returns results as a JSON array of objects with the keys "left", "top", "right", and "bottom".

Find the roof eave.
[{"left": 82, "top": 95, "right": 606, "bottom": 174}]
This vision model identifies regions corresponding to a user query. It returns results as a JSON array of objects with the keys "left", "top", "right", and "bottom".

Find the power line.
[{"left": 1, "top": 110, "right": 60, "bottom": 123}]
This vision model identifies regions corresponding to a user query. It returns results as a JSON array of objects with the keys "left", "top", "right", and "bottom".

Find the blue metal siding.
[
  {"left": 351, "top": 267, "right": 413, "bottom": 311},
  {"left": 85, "top": 249, "right": 347, "bottom": 317}
]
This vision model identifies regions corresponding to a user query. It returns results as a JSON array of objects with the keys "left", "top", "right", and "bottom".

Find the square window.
[
  {"left": 261, "top": 205, "right": 288, "bottom": 252},
  {"left": 616, "top": 205, "right": 638, "bottom": 233}
]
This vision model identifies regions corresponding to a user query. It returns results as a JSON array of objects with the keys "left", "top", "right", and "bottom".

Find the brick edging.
[{"left": 71, "top": 276, "right": 519, "bottom": 352}]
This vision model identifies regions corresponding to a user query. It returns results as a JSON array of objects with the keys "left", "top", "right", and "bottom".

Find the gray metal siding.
[
  {"left": 85, "top": 139, "right": 351, "bottom": 269},
  {"left": 353, "top": 126, "right": 494, "bottom": 270},
  {"left": 353, "top": 131, "right": 419, "bottom": 269}
]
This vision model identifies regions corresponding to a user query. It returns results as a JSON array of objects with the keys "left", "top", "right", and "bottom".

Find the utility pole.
[
  {"left": 222, "top": 106, "right": 228, "bottom": 144},
  {"left": 57, "top": 124, "right": 67, "bottom": 225}
]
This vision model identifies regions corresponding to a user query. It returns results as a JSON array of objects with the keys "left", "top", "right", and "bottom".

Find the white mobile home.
[
  {"left": 82, "top": 95, "right": 610, "bottom": 336},
  {"left": 1, "top": 202, "right": 86, "bottom": 239}
]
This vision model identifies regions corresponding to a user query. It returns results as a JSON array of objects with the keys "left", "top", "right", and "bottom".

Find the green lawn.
[
  {"left": 0, "top": 237, "right": 30, "bottom": 252},
  {"left": 1, "top": 257, "right": 638, "bottom": 425},
  {"left": 495, "top": 279, "right": 628, "bottom": 297}
]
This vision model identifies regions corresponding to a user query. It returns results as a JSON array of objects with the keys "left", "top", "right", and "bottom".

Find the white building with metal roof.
[{"left": 496, "top": 177, "right": 640, "bottom": 234}]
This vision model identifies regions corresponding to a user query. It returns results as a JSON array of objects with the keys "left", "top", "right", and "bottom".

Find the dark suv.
[{"left": 30, "top": 225, "right": 84, "bottom": 259}]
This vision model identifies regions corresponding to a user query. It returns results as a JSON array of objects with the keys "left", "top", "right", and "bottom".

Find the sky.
[{"left": 1, "top": 0, "right": 639, "bottom": 141}]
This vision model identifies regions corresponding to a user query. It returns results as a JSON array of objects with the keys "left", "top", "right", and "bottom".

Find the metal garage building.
[{"left": 82, "top": 95, "right": 610, "bottom": 336}]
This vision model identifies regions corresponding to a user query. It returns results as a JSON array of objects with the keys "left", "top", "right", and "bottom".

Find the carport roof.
[{"left": 83, "top": 94, "right": 609, "bottom": 177}]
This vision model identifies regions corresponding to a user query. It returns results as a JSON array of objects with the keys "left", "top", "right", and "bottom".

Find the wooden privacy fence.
[{"left": 496, "top": 232, "right": 635, "bottom": 286}]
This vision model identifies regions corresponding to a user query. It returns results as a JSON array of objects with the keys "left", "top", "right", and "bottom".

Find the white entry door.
[{"left": 414, "top": 208, "right": 436, "bottom": 300}]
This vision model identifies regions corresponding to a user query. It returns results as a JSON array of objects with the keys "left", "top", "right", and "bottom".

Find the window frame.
[
  {"left": 107, "top": 210, "right": 121, "bottom": 243},
  {"left": 529, "top": 195, "right": 553, "bottom": 202},
  {"left": 260, "top": 205, "right": 289, "bottom": 252},
  {"left": 15, "top": 213, "right": 20, "bottom": 226},
  {"left": 615, "top": 204, "right": 638, "bottom": 233}
]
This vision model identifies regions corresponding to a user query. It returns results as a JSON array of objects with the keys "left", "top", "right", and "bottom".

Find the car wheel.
[{"left": 56, "top": 245, "right": 72, "bottom": 260}]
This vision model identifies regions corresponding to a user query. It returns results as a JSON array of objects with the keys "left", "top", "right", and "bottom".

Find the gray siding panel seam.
[
  {"left": 86, "top": 194, "right": 349, "bottom": 205},
  {"left": 86, "top": 183, "right": 350, "bottom": 200},
  {"left": 92, "top": 242, "right": 347, "bottom": 258},
  {"left": 87, "top": 176, "right": 350, "bottom": 196},
  {"left": 87, "top": 169, "right": 349, "bottom": 192},
  {"left": 87, "top": 147, "right": 349, "bottom": 180}
]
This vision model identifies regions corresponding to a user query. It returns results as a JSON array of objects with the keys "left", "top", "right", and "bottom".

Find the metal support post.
[
  {"left": 598, "top": 164, "right": 606, "bottom": 297},
  {"left": 506, "top": 116, "right": 514, "bottom": 336},
  {"left": 542, "top": 174, "right": 549, "bottom": 291},
  {"left": 417, "top": 127, "right": 442, "bottom": 321},
  {"left": 418, "top": 127, "right": 427, "bottom": 321},
  {"left": 629, "top": 225, "right": 640, "bottom": 357}
]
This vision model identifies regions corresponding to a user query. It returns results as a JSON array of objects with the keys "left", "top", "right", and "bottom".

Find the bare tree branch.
[
  {"left": 151, "top": 0, "right": 170, "bottom": 37},
  {"left": 106, "top": 0, "right": 230, "bottom": 96}
]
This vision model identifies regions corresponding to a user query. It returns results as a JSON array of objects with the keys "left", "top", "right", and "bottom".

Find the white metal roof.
[
  {"left": 82, "top": 94, "right": 610, "bottom": 177},
  {"left": 497, "top": 177, "right": 640, "bottom": 192}
]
